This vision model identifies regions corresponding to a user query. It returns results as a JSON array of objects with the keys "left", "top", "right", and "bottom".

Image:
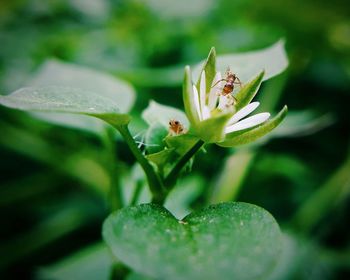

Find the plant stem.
[
  {"left": 102, "top": 127, "right": 123, "bottom": 211},
  {"left": 164, "top": 139, "right": 205, "bottom": 188},
  {"left": 116, "top": 125, "right": 165, "bottom": 202}
]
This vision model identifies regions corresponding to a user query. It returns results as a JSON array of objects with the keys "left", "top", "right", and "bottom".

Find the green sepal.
[
  {"left": 235, "top": 71, "right": 264, "bottom": 111},
  {"left": 218, "top": 105, "right": 288, "bottom": 147},
  {"left": 145, "top": 148, "right": 176, "bottom": 174},
  {"left": 183, "top": 66, "right": 200, "bottom": 126},
  {"left": 195, "top": 112, "right": 233, "bottom": 143},
  {"left": 165, "top": 134, "right": 201, "bottom": 157},
  {"left": 196, "top": 47, "right": 217, "bottom": 94}
]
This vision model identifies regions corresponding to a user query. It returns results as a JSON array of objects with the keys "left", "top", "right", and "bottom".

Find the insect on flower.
[
  {"left": 168, "top": 119, "right": 186, "bottom": 136},
  {"left": 211, "top": 67, "right": 242, "bottom": 106}
]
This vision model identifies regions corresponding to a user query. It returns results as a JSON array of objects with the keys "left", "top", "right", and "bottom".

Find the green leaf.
[
  {"left": 0, "top": 86, "right": 131, "bottom": 126},
  {"left": 183, "top": 66, "right": 200, "bottom": 126},
  {"left": 218, "top": 105, "right": 288, "bottom": 147},
  {"left": 196, "top": 47, "right": 217, "bottom": 94},
  {"left": 142, "top": 100, "right": 189, "bottom": 129},
  {"left": 103, "top": 202, "right": 282, "bottom": 280},
  {"left": 25, "top": 60, "right": 135, "bottom": 132},
  {"left": 193, "top": 40, "right": 288, "bottom": 83},
  {"left": 30, "top": 112, "right": 108, "bottom": 135},
  {"left": 235, "top": 71, "right": 264, "bottom": 111}
]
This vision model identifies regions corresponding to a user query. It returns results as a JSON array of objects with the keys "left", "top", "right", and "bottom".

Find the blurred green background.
[{"left": 0, "top": 0, "right": 349, "bottom": 279}]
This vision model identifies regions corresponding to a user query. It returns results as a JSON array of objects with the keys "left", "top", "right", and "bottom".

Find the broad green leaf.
[
  {"left": 30, "top": 60, "right": 135, "bottom": 113},
  {"left": 103, "top": 202, "right": 282, "bottom": 280},
  {"left": 0, "top": 86, "right": 131, "bottom": 126},
  {"left": 235, "top": 71, "right": 264, "bottom": 111},
  {"left": 142, "top": 100, "right": 189, "bottom": 129},
  {"left": 183, "top": 66, "right": 201, "bottom": 126},
  {"left": 30, "top": 60, "right": 135, "bottom": 132},
  {"left": 218, "top": 105, "right": 288, "bottom": 147},
  {"left": 196, "top": 47, "right": 216, "bottom": 94},
  {"left": 30, "top": 112, "right": 107, "bottom": 134},
  {"left": 193, "top": 40, "right": 288, "bottom": 83}
]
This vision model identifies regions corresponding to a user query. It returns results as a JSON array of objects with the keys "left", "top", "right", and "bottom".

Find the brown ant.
[
  {"left": 168, "top": 120, "right": 185, "bottom": 136},
  {"left": 212, "top": 67, "right": 242, "bottom": 106}
]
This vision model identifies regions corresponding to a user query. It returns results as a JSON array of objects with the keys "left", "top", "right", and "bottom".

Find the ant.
[
  {"left": 212, "top": 67, "right": 242, "bottom": 106},
  {"left": 168, "top": 120, "right": 185, "bottom": 136}
]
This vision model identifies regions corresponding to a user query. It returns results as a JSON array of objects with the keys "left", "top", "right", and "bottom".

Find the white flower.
[{"left": 192, "top": 70, "right": 271, "bottom": 134}]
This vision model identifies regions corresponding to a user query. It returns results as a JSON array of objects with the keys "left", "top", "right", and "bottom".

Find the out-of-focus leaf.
[
  {"left": 210, "top": 150, "right": 255, "bottom": 203},
  {"left": 142, "top": 100, "right": 189, "bottom": 129},
  {"left": 193, "top": 40, "right": 288, "bottom": 83},
  {"left": 165, "top": 176, "right": 205, "bottom": 219},
  {"left": 38, "top": 243, "right": 112, "bottom": 280},
  {"left": 103, "top": 202, "right": 282, "bottom": 280},
  {"left": 272, "top": 110, "right": 335, "bottom": 138},
  {"left": 235, "top": 71, "right": 264, "bottom": 111}
]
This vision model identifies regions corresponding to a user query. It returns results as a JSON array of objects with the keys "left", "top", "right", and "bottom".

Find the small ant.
[
  {"left": 212, "top": 67, "right": 242, "bottom": 106},
  {"left": 168, "top": 120, "right": 185, "bottom": 136}
]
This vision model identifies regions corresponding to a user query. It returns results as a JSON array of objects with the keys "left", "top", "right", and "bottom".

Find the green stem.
[
  {"left": 164, "top": 139, "right": 205, "bottom": 188},
  {"left": 102, "top": 127, "right": 123, "bottom": 211},
  {"left": 116, "top": 125, "right": 165, "bottom": 202}
]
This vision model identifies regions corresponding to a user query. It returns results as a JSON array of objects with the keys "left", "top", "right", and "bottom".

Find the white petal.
[
  {"left": 227, "top": 102, "right": 260, "bottom": 126},
  {"left": 192, "top": 85, "right": 202, "bottom": 120},
  {"left": 225, "top": 112, "right": 270, "bottom": 134},
  {"left": 208, "top": 72, "right": 221, "bottom": 110},
  {"left": 202, "top": 105, "right": 211, "bottom": 120},
  {"left": 200, "top": 71, "right": 206, "bottom": 113}
]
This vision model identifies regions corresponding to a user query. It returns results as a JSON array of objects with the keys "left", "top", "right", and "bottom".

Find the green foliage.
[
  {"left": 103, "top": 202, "right": 282, "bottom": 280},
  {"left": 0, "top": 1, "right": 349, "bottom": 279}
]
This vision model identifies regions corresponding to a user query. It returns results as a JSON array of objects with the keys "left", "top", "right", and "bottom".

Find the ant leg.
[
  {"left": 234, "top": 77, "right": 243, "bottom": 88},
  {"left": 233, "top": 96, "right": 237, "bottom": 105},
  {"left": 211, "top": 78, "right": 227, "bottom": 88}
]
